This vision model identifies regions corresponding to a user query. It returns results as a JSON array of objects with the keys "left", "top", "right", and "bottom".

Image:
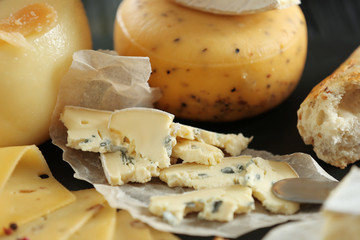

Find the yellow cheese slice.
[
  {"left": 0, "top": 189, "right": 105, "bottom": 240},
  {"left": 113, "top": 210, "right": 153, "bottom": 240},
  {"left": 68, "top": 202, "right": 116, "bottom": 240},
  {"left": 0, "top": 145, "right": 75, "bottom": 234},
  {"left": 113, "top": 210, "right": 180, "bottom": 240}
]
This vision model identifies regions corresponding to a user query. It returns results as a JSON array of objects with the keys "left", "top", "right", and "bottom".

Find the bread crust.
[{"left": 297, "top": 46, "right": 360, "bottom": 168}]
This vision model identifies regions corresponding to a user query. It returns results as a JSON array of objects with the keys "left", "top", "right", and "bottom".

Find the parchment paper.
[{"left": 50, "top": 50, "right": 337, "bottom": 239}]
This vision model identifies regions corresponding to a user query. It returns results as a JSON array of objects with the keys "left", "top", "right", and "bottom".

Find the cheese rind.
[
  {"left": 172, "top": 0, "right": 300, "bottom": 15},
  {"left": 0, "top": 145, "right": 75, "bottom": 232},
  {"left": 149, "top": 185, "right": 254, "bottom": 224},
  {"left": 171, "top": 139, "right": 224, "bottom": 165},
  {"left": 244, "top": 157, "right": 299, "bottom": 214},
  {"left": 1, "top": 189, "right": 105, "bottom": 240}
]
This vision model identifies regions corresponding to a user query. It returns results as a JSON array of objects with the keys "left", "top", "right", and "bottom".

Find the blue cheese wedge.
[
  {"left": 160, "top": 155, "right": 299, "bottom": 214},
  {"left": 171, "top": 139, "right": 224, "bottom": 165},
  {"left": 109, "top": 108, "right": 176, "bottom": 169},
  {"left": 244, "top": 157, "right": 299, "bottom": 214},
  {"left": 159, "top": 156, "right": 250, "bottom": 189},
  {"left": 171, "top": 123, "right": 252, "bottom": 156},
  {"left": 100, "top": 152, "right": 159, "bottom": 185},
  {"left": 149, "top": 185, "right": 254, "bottom": 224},
  {"left": 60, "top": 106, "right": 116, "bottom": 153}
]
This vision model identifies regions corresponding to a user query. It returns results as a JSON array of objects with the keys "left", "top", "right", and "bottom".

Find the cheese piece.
[
  {"left": 0, "top": 189, "right": 105, "bottom": 240},
  {"left": 68, "top": 203, "right": 116, "bottom": 240},
  {"left": 114, "top": 0, "right": 307, "bottom": 121},
  {"left": 113, "top": 210, "right": 153, "bottom": 240},
  {"left": 109, "top": 107, "right": 176, "bottom": 169},
  {"left": 172, "top": 0, "right": 300, "bottom": 15},
  {"left": 149, "top": 229, "right": 180, "bottom": 240},
  {"left": 100, "top": 152, "right": 159, "bottom": 185},
  {"left": 159, "top": 156, "right": 251, "bottom": 189},
  {"left": 322, "top": 167, "right": 360, "bottom": 240},
  {"left": 171, "top": 139, "right": 224, "bottom": 165},
  {"left": 244, "top": 157, "right": 299, "bottom": 214},
  {"left": 171, "top": 123, "right": 252, "bottom": 156},
  {"left": 60, "top": 106, "right": 115, "bottom": 153},
  {"left": 149, "top": 185, "right": 254, "bottom": 224},
  {"left": 0, "top": 145, "right": 75, "bottom": 233}
]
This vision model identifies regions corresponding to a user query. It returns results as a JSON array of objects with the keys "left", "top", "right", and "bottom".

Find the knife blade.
[{"left": 272, "top": 178, "right": 338, "bottom": 204}]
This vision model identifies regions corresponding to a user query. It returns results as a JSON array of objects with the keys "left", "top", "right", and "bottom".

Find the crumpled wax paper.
[{"left": 50, "top": 50, "right": 337, "bottom": 239}]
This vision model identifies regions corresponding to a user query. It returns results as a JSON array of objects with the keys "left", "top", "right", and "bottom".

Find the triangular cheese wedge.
[
  {"left": 1, "top": 189, "right": 105, "bottom": 240},
  {"left": 0, "top": 145, "right": 75, "bottom": 233},
  {"left": 68, "top": 202, "right": 116, "bottom": 240}
]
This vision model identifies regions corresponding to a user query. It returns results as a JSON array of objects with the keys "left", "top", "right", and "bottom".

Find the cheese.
[
  {"left": 322, "top": 167, "right": 360, "bottom": 240},
  {"left": 113, "top": 210, "right": 180, "bottom": 240},
  {"left": 60, "top": 106, "right": 114, "bottom": 153},
  {"left": 0, "top": 189, "right": 105, "bottom": 240},
  {"left": 68, "top": 203, "right": 116, "bottom": 240},
  {"left": 0, "top": 0, "right": 92, "bottom": 147},
  {"left": 159, "top": 156, "right": 251, "bottom": 189},
  {"left": 0, "top": 145, "right": 75, "bottom": 233},
  {"left": 100, "top": 152, "right": 159, "bottom": 185},
  {"left": 171, "top": 123, "right": 252, "bottom": 156},
  {"left": 109, "top": 107, "right": 176, "bottom": 169},
  {"left": 113, "top": 210, "right": 153, "bottom": 240},
  {"left": 171, "top": 139, "right": 224, "bottom": 165},
  {"left": 172, "top": 0, "right": 300, "bottom": 15},
  {"left": 114, "top": 0, "right": 307, "bottom": 121},
  {"left": 160, "top": 156, "right": 299, "bottom": 214},
  {"left": 244, "top": 157, "right": 299, "bottom": 214},
  {"left": 149, "top": 185, "right": 254, "bottom": 224}
]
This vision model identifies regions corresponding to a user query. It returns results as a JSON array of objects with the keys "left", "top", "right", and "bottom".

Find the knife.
[{"left": 272, "top": 178, "right": 339, "bottom": 204}]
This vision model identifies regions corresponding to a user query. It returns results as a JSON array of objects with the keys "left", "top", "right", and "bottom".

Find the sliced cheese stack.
[
  {"left": 0, "top": 145, "right": 75, "bottom": 234},
  {"left": 60, "top": 106, "right": 251, "bottom": 185},
  {"left": 114, "top": 0, "right": 307, "bottom": 121}
]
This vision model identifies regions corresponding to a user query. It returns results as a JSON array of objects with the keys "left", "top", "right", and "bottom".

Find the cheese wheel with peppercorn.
[
  {"left": 0, "top": 0, "right": 91, "bottom": 147},
  {"left": 114, "top": 0, "right": 307, "bottom": 121}
]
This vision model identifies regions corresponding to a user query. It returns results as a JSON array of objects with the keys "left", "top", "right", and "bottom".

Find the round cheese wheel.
[
  {"left": 0, "top": 0, "right": 92, "bottom": 147},
  {"left": 114, "top": 0, "right": 307, "bottom": 121}
]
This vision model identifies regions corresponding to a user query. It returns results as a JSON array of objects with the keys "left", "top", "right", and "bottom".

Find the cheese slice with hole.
[
  {"left": 149, "top": 185, "right": 254, "bottom": 224},
  {"left": 68, "top": 202, "right": 116, "bottom": 240},
  {"left": 0, "top": 189, "right": 105, "bottom": 240},
  {"left": 171, "top": 0, "right": 300, "bottom": 15},
  {"left": 0, "top": 145, "right": 75, "bottom": 234}
]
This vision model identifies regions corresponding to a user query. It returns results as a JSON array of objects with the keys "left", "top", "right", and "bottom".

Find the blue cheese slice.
[
  {"left": 109, "top": 108, "right": 176, "bottom": 169},
  {"left": 244, "top": 157, "right": 299, "bottom": 214},
  {"left": 159, "top": 156, "right": 250, "bottom": 189},
  {"left": 149, "top": 185, "right": 254, "bottom": 224},
  {"left": 171, "top": 123, "right": 252, "bottom": 156},
  {"left": 171, "top": 139, "right": 224, "bottom": 165}
]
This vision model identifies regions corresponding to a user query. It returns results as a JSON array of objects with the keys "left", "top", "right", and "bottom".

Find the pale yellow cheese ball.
[
  {"left": 0, "top": 0, "right": 92, "bottom": 147},
  {"left": 114, "top": 0, "right": 307, "bottom": 121}
]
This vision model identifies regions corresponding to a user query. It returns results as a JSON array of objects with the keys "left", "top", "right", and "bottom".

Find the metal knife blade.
[{"left": 272, "top": 178, "right": 338, "bottom": 204}]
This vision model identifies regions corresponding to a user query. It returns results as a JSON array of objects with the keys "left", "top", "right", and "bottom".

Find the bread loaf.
[{"left": 297, "top": 46, "right": 360, "bottom": 168}]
